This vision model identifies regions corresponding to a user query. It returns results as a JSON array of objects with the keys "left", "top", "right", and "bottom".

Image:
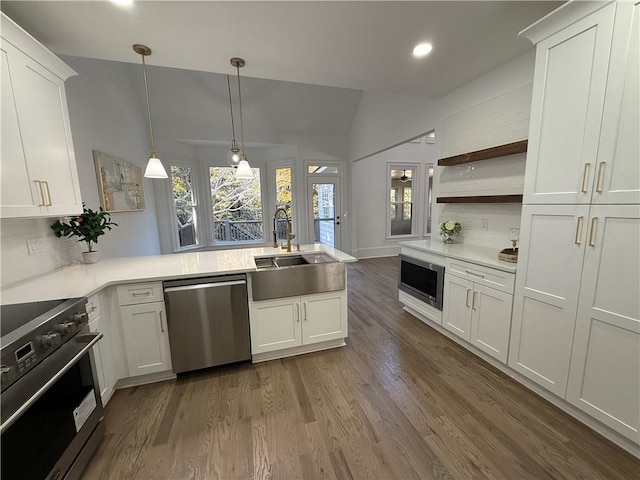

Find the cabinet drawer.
[
  {"left": 117, "top": 282, "right": 163, "bottom": 306},
  {"left": 446, "top": 259, "right": 515, "bottom": 294}
]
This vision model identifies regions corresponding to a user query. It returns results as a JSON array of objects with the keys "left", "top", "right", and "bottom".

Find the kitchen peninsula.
[{"left": 1, "top": 244, "right": 355, "bottom": 406}]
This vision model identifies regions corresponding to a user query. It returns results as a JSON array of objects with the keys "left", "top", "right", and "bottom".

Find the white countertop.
[
  {"left": 0, "top": 244, "right": 356, "bottom": 305},
  {"left": 399, "top": 239, "right": 517, "bottom": 274}
]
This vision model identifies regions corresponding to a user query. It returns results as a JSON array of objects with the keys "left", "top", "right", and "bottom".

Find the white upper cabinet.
[
  {"left": 566, "top": 205, "right": 640, "bottom": 442},
  {"left": 593, "top": 2, "right": 640, "bottom": 205},
  {"left": 523, "top": 3, "right": 616, "bottom": 204},
  {"left": 0, "top": 13, "right": 82, "bottom": 218}
]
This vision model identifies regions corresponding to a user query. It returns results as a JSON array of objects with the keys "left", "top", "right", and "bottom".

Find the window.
[
  {"left": 308, "top": 165, "right": 339, "bottom": 174},
  {"left": 388, "top": 166, "right": 416, "bottom": 237},
  {"left": 209, "top": 167, "right": 263, "bottom": 243},
  {"left": 170, "top": 165, "right": 198, "bottom": 248},
  {"left": 274, "top": 166, "right": 292, "bottom": 242}
]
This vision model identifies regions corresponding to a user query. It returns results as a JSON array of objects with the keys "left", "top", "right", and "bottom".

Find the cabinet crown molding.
[{"left": 519, "top": 0, "right": 614, "bottom": 45}]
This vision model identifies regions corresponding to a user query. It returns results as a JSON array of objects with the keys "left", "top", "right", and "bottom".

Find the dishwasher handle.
[{"left": 164, "top": 280, "right": 246, "bottom": 294}]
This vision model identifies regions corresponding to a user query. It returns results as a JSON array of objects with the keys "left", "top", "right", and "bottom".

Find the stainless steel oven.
[
  {"left": 1, "top": 298, "right": 104, "bottom": 480},
  {"left": 398, "top": 254, "right": 445, "bottom": 310}
]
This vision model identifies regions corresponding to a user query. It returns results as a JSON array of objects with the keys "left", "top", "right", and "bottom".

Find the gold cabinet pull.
[
  {"left": 303, "top": 302, "right": 307, "bottom": 321},
  {"left": 581, "top": 163, "right": 591, "bottom": 193},
  {"left": 42, "top": 181, "right": 52, "bottom": 206},
  {"left": 575, "top": 216, "right": 584, "bottom": 245},
  {"left": 595, "top": 161, "right": 606, "bottom": 193},
  {"left": 159, "top": 310, "right": 165, "bottom": 332},
  {"left": 34, "top": 180, "right": 46, "bottom": 206},
  {"left": 588, "top": 217, "right": 598, "bottom": 247},
  {"left": 472, "top": 291, "right": 478, "bottom": 311},
  {"left": 465, "top": 289, "right": 471, "bottom": 308},
  {"left": 295, "top": 303, "right": 300, "bottom": 322}
]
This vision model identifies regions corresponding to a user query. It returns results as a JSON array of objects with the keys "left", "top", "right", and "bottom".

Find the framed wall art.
[{"left": 93, "top": 150, "right": 145, "bottom": 212}]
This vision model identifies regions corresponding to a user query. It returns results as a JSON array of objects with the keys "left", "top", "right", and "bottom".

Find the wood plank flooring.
[{"left": 82, "top": 257, "right": 640, "bottom": 479}]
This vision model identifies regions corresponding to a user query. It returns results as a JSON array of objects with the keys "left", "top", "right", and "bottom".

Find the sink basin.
[
  {"left": 273, "top": 255, "right": 309, "bottom": 267},
  {"left": 251, "top": 253, "right": 344, "bottom": 300}
]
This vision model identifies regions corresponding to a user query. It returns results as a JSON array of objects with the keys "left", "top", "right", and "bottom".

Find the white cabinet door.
[
  {"left": 470, "top": 285, "right": 513, "bottom": 364},
  {"left": 509, "top": 204, "right": 590, "bottom": 397},
  {"left": 523, "top": 4, "right": 616, "bottom": 204},
  {"left": 88, "top": 314, "right": 117, "bottom": 405},
  {"left": 443, "top": 274, "right": 473, "bottom": 341},
  {"left": 120, "top": 302, "right": 172, "bottom": 376},
  {"left": 567, "top": 205, "right": 640, "bottom": 441},
  {"left": 592, "top": 1, "right": 640, "bottom": 205},
  {"left": 301, "top": 291, "right": 347, "bottom": 345},
  {"left": 10, "top": 51, "right": 82, "bottom": 216},
  {"left": 0, "top": 42, "right": 40, "bottom": 217},
  {"left": 249, "top": 297, "right": 302, "bottom": 354}
]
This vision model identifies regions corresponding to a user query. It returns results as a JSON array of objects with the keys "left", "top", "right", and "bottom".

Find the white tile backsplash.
[
  {"left": 1, "top": 218, "right": 82, "bottom": 288},
  {"left": 436, "top": 203, "right": 522, "bottom": 249}
]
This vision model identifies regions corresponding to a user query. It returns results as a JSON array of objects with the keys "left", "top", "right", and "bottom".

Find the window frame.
[
  {"left": 168, "top": 161, "right": 201, "bottom": 252},
  {"left": 386, "top": 163, "right": 420, "bottom": 239}
]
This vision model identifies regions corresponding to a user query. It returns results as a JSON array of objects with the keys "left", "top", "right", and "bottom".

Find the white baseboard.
[
  {"left": 356, "top": 246, "right": 400, "bottom": 259},
  {"left": 115, "top": 370, "right": 176, "bottom": 389},
  {"left": 252, "top": 338, "right": 346, "bottom": 363}
]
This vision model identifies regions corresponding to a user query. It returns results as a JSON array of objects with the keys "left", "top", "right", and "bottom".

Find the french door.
[{"left": 307, "top": 176, "right": 341, "bottom": 249}]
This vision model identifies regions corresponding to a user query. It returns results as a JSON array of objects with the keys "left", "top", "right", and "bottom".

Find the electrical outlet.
[
  {"left": 26, "top": 237, "right": 45, "bottom": 255},
  {"left": 480, "top": 219, "right": 489, "bottom": 231}
]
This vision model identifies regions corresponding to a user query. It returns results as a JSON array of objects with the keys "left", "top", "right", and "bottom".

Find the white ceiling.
[{"left": 1, "top": 1, "right": 562, "bottom": 98}]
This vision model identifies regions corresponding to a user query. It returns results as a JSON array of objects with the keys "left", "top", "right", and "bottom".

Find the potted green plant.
[
  {"left": 439, "top": 220, "right": 462, "bottom": 244},
  {"left": 51, "top": 204, "right": 118, "bottom": 264}
]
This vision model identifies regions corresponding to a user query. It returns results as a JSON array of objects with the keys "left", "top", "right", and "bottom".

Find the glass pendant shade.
[
  {"left": 235, "top": 156, "right": 252, "bottom": 180},
  {"left": 227, "top": 140, "right": 241, "bottom": 168},
  {"left": 144, "top": 153, "right": 168, "bottom": 178}
]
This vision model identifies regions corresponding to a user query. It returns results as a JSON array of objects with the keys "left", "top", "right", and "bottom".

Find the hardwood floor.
[{"left": 82, "top": 257, "right": 640, "bottom": 479}]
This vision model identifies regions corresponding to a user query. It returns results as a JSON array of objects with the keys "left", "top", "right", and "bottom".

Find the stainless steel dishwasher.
[{"left": 163, "top": 274, "right": 251, "bottom": 374}]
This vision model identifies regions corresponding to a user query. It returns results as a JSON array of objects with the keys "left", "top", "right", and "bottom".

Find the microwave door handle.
[{"left": 0, "top": 332, "right": 103, "bottom": 434}]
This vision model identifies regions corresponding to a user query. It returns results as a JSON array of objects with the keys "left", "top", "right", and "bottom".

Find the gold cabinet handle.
[
  {"left": 159, "top": 310, "right": 165, "bottom": 333},
  {"left": 472, "top": 291, "right": 478, "bottom": 311},
  {"left": 595, "top": 161, "right": 606, "bottom": 193},
  {"left": 295, "top": 303, "right": 300, "bottom": 322},
  {"left": 575, "top": 216, "right": 584, "bottom": 245},
  {"left": 42, "top": 181, "right": 52, "bottom": 206},
  {"left": 581, "top": 163, "right": 591, "bottom": 193},
  {"left": 465, "top": 289, "right": 471, "bottom": 308},
  {"left": 303, "top": 302, "right": 307, "bottom": 321},
  {"left": 34, "top": 180, "right": 46, "bottom": 206},
  {"left": 131, "top": 291, "right": 151, "bottom": 297},
  {"left": 588, "top": 217, "right": 598, "bottom": 247}
]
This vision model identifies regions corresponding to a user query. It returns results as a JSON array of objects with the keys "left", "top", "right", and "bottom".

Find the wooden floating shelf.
[
  {"left": 437, "top": 195, "right": 523, "bottom": 204},
  {"left": 438, "top": 140, "right": 528, "bottom": 166}
]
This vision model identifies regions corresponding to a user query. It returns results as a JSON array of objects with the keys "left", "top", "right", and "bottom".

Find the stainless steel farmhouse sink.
[{"left": 251, "top": 253, "right": 345, "bottom": 300}]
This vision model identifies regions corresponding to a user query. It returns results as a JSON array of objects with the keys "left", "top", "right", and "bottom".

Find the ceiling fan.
[{"left": 400, "top": 170, "right": 410, "bottom": 183}]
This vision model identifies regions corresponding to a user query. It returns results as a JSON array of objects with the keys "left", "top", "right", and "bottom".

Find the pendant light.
[
  {"left": 230, "top": 57, "right": 252, "bottom": 180},
  {"left": 226, "top": 74, "right": 241, "bottom": 168},
  {"left": 133, "top": 44, "right": 168, "bottom": 179}
]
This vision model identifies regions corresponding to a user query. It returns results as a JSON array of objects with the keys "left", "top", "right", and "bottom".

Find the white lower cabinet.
[
  {"left": 565, "top": 205, "right": 640, "bottom": 442},
  {"left": 249, "top": 290, "right": 347, "bottom": 355},
  {"left": 443, "top": 272, "right": 513, "bottom": 363},
  {"left": 117, "top": 283, "right": 172, "bottom": 377},
  {"left": 86, "top": 293, "right": 117, "bottom": 406}
]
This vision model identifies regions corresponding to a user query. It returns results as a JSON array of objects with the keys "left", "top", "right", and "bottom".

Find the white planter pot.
[{"left": 82, "top": 251, "right": 100, "bottom": 264}]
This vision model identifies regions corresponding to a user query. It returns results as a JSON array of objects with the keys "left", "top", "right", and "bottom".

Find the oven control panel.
[{"left": 0, "top": 298, "right": 88, "bottom": 389}]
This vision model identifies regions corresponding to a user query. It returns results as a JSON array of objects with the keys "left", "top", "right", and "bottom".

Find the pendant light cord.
[
  {"left": 141, "top": 54, "right": 156, "bottom": 155},
  {"left": 226, "top": 75, "right": 238, "bottom": 146},
  {"left": 236, "top": 63, "right": 245, "bottom": 154}
]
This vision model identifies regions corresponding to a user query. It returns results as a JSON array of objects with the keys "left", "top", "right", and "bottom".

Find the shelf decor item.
[
  {"left": 439, "top": 220, "right": 462, "bottom": 243},
  {"left": 499, "top": 227, "right": 520, "bottom": 263},
  {"left": 51, "top": 204, "right": 118, "bottom": 264}
]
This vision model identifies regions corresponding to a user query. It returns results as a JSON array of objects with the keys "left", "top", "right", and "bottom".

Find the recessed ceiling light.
[
  {"left": 412, "top": 43, "right": 433, "bottom": 58},
  {"left": 111, "top": 0, "right": 133, "bottom": 7}
]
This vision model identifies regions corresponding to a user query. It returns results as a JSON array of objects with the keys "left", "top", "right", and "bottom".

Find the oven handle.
[{"left": 0, "top": 332, "right": 103, "bottom": 435}]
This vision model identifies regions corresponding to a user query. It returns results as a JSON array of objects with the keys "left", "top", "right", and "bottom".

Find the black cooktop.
[{"left": 0, "top": 299, "right": 68, "bottom": 337}]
